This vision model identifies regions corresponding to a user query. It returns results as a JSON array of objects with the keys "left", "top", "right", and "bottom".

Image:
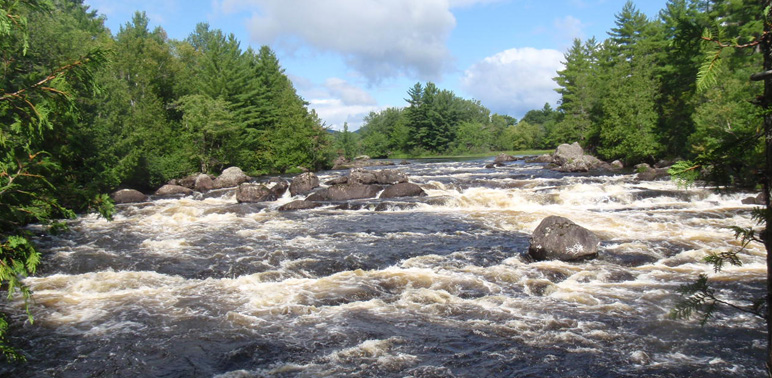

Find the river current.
[{"left": 1, "top": 158, "right": 767, "bottom": 377}]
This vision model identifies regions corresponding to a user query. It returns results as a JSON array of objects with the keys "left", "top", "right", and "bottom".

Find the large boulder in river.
[
  {"left": 268, "top": 178, "right": 289, "bottom": 198},
  {"left": 111, "top": 189, "right": 147, "bottom": 204},
  {"left": 374, "top": 169, "right": 408, "bottom": 185},
  {"left": 306, "top": 184, "right": 381, "bottom": 201},
  {"left": 349, "top": 168, "right": 378, "bottom": 184},
  {"left": 194, "top": 174, "right": 214, "bottom": 192},
  {"left": 236, "top": 183, "right": 276, "bottom": 203},
  {"left": 290, "top": 172, "right": 319, "bottom": 196},
  {"left": 528, "top": 216, "right": 600, "bottom": 261},
  {"left": 552, "top": 142, "right": 606, "bottom": 172},
  {"left": 635, "top": 164, "right": 671, "bottom": 181},
  {"left": 155, "top": 184, "right": 194, "bottom": 197},
  {"left": 380, "top": 183, "right": 427, "bottom": 199},
  {"left": 214, "top": 167, "right": 249, "bottom": 189}
]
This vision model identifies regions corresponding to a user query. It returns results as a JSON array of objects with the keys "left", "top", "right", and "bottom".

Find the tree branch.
[{"left": 752, "top": 70, "right": 772, "bottom": 81}]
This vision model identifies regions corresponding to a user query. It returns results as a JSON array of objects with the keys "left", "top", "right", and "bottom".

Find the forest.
[
  {"left": 1, "top": 0, "right": 769, "bottom": 363},
  {"left": 348, "top": 0, "right": 763, "bottom": 187}
]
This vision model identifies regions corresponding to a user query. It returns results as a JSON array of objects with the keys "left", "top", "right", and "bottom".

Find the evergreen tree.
[{"left": 1, "top": 0, "right": 110, "bottom": 360}]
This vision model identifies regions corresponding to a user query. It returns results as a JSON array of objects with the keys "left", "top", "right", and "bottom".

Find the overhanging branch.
[{"left": 752, "top": 70, "right": 772, "bottom": 81}]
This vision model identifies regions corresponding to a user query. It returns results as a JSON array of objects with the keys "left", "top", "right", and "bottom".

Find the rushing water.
[{"left": 1, "top": 158, "right": 767, "bottom": 377}]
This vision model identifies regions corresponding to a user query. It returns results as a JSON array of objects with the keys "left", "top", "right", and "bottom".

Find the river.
[{"left": 1, "top": 157, "right": 767, "bottom": 377}]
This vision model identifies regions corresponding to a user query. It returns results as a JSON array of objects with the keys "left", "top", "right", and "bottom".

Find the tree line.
[
  {"left": 554, "top": 0, "right": 763, "bottom": 180},
  {"left": 1, "top": 0, "right": 333, "bottom": 360},
  {"left": 341, "top": 84, "right": 559, "bottom": 159},
  {"left": 348, "top": 0, "right": 764, "bottom": 185}
]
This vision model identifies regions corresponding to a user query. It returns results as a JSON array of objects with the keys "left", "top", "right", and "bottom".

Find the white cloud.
[
  {"left": 308, "top": 99, "right": 381, "bottom": 131},
  {"left": 461, "top": 47, "right": 564, "bottom": 117},
  {"left": 324, "top": 78, "right": 377, "bottom": 106},
  {"left": 217, "top": 0, "right": 457, "bottom": 83},
  {"left": 292, "top": 77, "right": 381, "bottom": 130},
  {"left": 448, "top": 0, "right": 504, "bottom": 7}
]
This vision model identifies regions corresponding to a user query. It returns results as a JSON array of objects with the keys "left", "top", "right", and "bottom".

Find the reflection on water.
[{"left": 2, "top": 158, "right": 766, "bottom": 377}]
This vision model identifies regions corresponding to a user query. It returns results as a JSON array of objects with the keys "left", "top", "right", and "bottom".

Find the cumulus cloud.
[
  {"left": 308, "top": 99, "right": 381, "bottom": 131},
  {"left": 292, "top": 77, "right": 381, "bottom": 131},
  {"left": 324, "top": 78, "right": 377, "bottom": 106},
  {"left": 461, "top": 47, "right": 564, "bottom": 117},
  {"left": 217, "top": 0, "right": 457, "bottom": 83}
]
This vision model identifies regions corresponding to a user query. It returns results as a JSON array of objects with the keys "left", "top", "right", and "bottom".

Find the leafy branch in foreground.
[
  {"left": 670, "top": 272, "right": 767, "bottom": 326},
  {"left": 669, "top": 216, "right": 767, "bottom": 325}
]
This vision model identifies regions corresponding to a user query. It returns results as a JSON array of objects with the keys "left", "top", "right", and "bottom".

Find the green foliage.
[
  {"left": 669, "top": 274, "right": 719, "bottom": 326},
  {"left": 668, "top": 160, "right": 700, "bottom": 187}
]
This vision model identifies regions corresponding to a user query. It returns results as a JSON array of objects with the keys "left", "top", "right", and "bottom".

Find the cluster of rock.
[
  {"left": 110, "top": 167, "right": 252, "bottom": 204},
  {"left": 527, "top": 142, "right": 616, "bottom": 173},
  {"left": 517, "top": 142, "right": 673, "bottom": 181},
  {"left": 277, "top": 168, "right": 426, "bottom": 211}
]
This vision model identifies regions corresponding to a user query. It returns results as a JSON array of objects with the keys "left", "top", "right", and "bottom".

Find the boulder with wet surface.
[{"left": 528, "top": 216, "right": 601, "bottom": 261}]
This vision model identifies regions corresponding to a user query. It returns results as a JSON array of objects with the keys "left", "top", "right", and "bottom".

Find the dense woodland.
[
  {"left": 0, "top": 0, "right": 769, "bottom": 363},
  {"left": 350, "top": 0, "right": 763, "bottom": 185}
]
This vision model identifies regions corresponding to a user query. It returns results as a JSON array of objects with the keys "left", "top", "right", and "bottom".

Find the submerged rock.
[
  {"left": 528, "top": 216, "right": 600, "bottom": 261},
  {"left": 110, "top": 189, "right": 147, "bottom": 204},
  {"left": 494, "top": 153, "right": 517, "bottom": 165}
]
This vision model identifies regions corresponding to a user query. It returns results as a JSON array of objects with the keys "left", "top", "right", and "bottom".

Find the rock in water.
[
  {"left": 528, "top": 216, "right": 600, "bottom": 261},
  {"left": 374, "top": 169, "right": 408, "bottom": 185},
  {"left": 289, "top": 172, "right": 320, "bottom": 196},
  {"left": 194, "top": 174, "right": 214, "bottom": 192},
  {"left": 493, "top": 153, "right": 517, "bottom": 165},
  {"left": 278, "top": 200, "right": 323, "bottom": 211},
  {"left": 306, "top": 184, "right": 381, "bottom": 201},
  {"left": 110, "top": 189, "right": 147, "bottom": 204},
  {"left": 348, "top": 168, "right": 378, "bottom": 184},
  {"left": 268, "top": 178, "right": 289, "bottom": 198},
  {"left": 155, "top": 184, "right": 194, "bottom": 196},
  {"left": 551, "top": 142, "right": 606, "bottom": 172},
  {"left": 214, "top": 167, "right": 249, "bottom": 189},
  {"left": 379, "top": 182, "right": 426, "bottom": 198},
  {"left": 236, "top": 183, "right": 276, "bottom": 203}
]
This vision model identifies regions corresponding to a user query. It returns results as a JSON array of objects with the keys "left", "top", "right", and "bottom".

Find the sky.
[{"left": 82, "top": 0, "right": 671, "bottom": 130}]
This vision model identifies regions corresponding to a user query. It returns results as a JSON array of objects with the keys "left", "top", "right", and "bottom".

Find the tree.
[
  {"left": 668, "top": 1, "right": 772, "bottom": 374},
  {"left": 1, "top": 0, "right": 110, "bottom": 361},
  {"left": 339, "top": 122, "right": 357, "bottom": 160},
  {"left": 552, "top": 38, "right": 602, "bottom": 146},
  {"left": 174, "top": 94, "right": 239, "bottom": 173}
]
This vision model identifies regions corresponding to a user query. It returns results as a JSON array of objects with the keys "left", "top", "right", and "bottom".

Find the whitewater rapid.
[{"left": 2, "top": 158, "right": 766, "bottom": 377}]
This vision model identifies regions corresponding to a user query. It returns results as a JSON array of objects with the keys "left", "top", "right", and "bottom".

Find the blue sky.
[{"left": 83, "top": 0, "right": 670, "bottom": 130}]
